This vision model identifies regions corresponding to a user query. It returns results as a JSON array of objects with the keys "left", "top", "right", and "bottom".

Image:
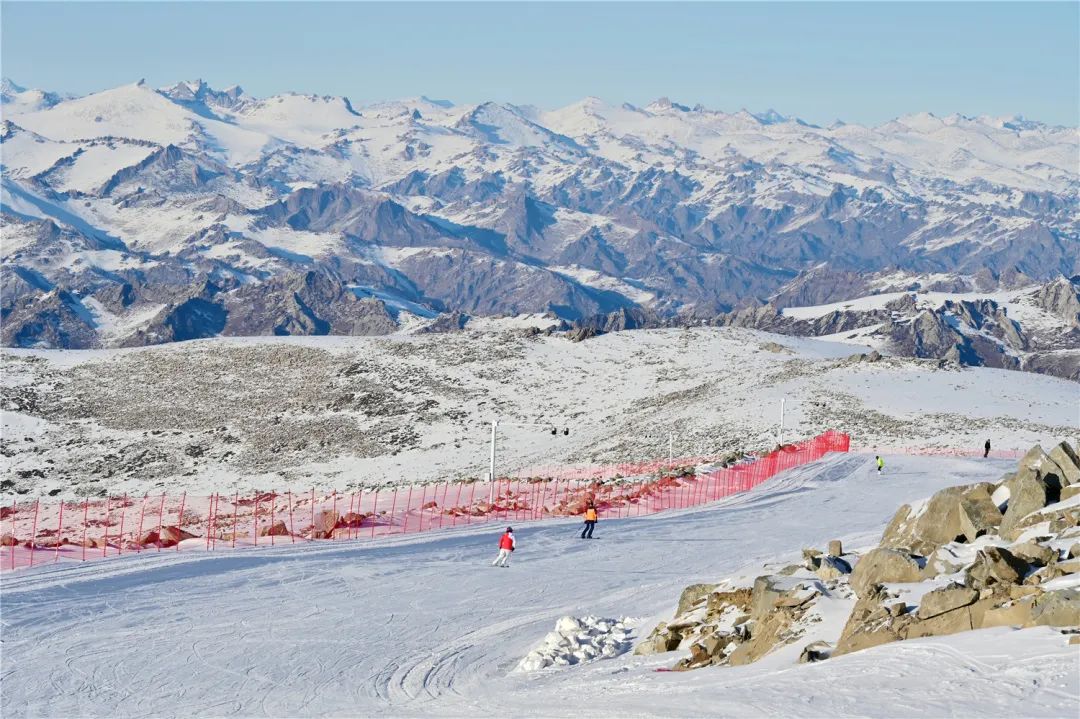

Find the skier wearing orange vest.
[
  {"left": 581, "top": 502, "right": 598, "bottom": 539},
  {"left": 492, "top": 527, "right": 515, "bottom": 567}
]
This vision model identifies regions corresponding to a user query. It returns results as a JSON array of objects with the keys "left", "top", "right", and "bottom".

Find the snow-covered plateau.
[{"left": 2, "top": 327, "right": 1077, "bottom": 497}]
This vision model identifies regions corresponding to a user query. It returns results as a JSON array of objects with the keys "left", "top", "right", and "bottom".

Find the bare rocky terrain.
[{"left": 1, "top": 327, "right": 1075, "bottom": 498}]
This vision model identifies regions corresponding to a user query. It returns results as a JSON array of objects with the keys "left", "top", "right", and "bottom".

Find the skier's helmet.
[{"left": 506, "top": 527, "right": 513, "bottom": 532}]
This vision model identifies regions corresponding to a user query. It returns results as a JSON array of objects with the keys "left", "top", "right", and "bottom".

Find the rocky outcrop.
[
  {"left": 880, "top": 482, "right": 998, "bottom": 555},
  {"left": 641, "top": 441, "right": 1080, "bottom": 671},
  {"left": 849, "top": 548, "right": 922, "bottom": 597},
  {"left": 1030, "top": 277, "right": 1080, "bottom": 329}
]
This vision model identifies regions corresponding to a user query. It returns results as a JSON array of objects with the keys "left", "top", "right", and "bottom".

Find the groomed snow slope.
[{"left": 2, "top": 453, "right": 1076, "bottom": 718}]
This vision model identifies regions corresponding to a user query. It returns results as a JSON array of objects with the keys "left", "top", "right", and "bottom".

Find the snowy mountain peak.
[
  {"left": 646, "top": 97, "right": 692, "bottom": 113},
  {"left": 0, "top": 78, "right": 62, "bottom": 114},
  {"left": 1, "top": 77, "right": 26, "bottom": 94},
  {"left": 419, "top": 95, "right": 454, "bottom": 108},
  {"left": 159, "top": 79, "right": 248, "bottom": 111},
  {"left": 752, "top": 108, "right": 789, "bottom": 125}
]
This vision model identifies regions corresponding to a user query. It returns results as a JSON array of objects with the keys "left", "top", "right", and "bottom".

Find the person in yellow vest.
[
  {"left": 581, "top": 502, "right": 598, "bottom": 539},
  {"left": 875, "top": 455, "right": 885, "bottom": 474}
]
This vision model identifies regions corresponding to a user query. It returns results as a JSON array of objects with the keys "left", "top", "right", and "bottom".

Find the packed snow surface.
[{"left": 2, "top": 453, "right": 1077, "bottom": 718}]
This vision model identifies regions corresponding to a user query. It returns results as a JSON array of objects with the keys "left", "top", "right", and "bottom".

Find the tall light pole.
[
  {"left": 486, "top": 420, "right": 570, "bottom": 504},
  {"left": 488, "top": 420, "right": 499, "bottom": 504},
  {"left": 779, "top": 398, "right": 786, "bottom": 446},
  {"left": 778, "top": 397, "right": 825, "bottom": 446}
]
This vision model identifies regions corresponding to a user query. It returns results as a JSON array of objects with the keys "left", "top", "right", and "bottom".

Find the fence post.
[
  {"left": 253, "top": 491, "right": 259, "bottom": 546},
  {"left": 206, "top": 495, "right": 215, "bottom": 551},
  {"left": 331, "top": 491, "right": 338, "bottom": 540},
  {"left": 467, "top": 482, "right": 476, "bottom": 525},
  {"left": 176, "top": 492, "right": 186, "bottom": 552},
  {"left": 416, "top": 484, "right": 427, "bottom": 533},
  {"left": 389, "top": 486, "right": 400, "bottom": 534},
  {"left": 287, "top": 490, "right": 295, "bottom": 543},
  {"left": 8, "top": 501, "right": 16, "bottom": 570},
  {"left": 135, "top": 494, "right": 146, "bottom": 554},
  {"left": 370, "top": 488, "right": 379, "bottom": 539},
  {"left": 118, "top": 494, "right": 127, "bottom": 556},
  {"left": 81, "top": 498, "right": 89, "bottom": 561},
  {"left": 310, "top": 488, "right": 316, "bottom": 540},
  {"left": 401, "top": 484, "right": 414, "bottom": 534},
  {"left": 232, "top": 492, "right": 239, "bottom": 549},
  {"left": 102, "top": 494, "right": 110, "bottom": 559},
  {"left": 351, "top": 490, "right": 360, "bottom": 540},
  {"left": 28, "top": 498, "right": 40, "bottom": 567},
  {"left": 452, "top": 482, "right": 463, "bottom": 528},
  {"left": 345, "top": 491, "right": 355, "bottom": 540},
  {"left": 156, "top": 493, "right": 166, "bottom": 552},
  {"left": 438, "top": 482, "right": 448, "bottom": 530},
  {"left": 270, "top": 491, "right": 277, "bottom": 546},
  {"left": 347, "top": 487, "right": 356, "bottom": 537},
  {"left": 55, "top": 500, "right": 65, "bottom": 563}
]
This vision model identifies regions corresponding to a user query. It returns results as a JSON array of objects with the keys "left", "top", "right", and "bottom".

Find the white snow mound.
[{"left": 516, "top": 615, "right": 634, "bottom": 672}]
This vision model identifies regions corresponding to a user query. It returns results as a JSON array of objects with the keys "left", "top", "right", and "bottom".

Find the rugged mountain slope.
[
  {"left": 710, "top": 279, "right": 1080, "bottom": 380},
  {"left": 2, "top": 78, "right": 1077, "bottom": 350}
]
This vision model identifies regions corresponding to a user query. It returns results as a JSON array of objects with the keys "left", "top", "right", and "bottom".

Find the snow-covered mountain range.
[{"left": 2, "top": 78, "right": 1077, "bottom": 351}]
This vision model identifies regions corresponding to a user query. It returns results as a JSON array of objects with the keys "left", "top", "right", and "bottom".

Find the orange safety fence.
[{"left": 1, "top": 430, "right": 851, "bottom": 571}]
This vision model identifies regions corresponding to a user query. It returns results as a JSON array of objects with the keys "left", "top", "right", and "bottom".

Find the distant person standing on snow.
[
  {"left": 492, "top": 527, "right": 515, "bottom": 567},
  {"left": 581, "top": 502, "right": 598, "bottom": 539},
  {"left": 984, "top": 439, "right": 991, "bottom": 458},
  {"left": 875, "top": 455, "right": 885, "bottom": 474}
]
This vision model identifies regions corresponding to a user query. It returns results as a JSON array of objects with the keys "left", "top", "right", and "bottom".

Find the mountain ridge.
[{"left": 2, "top": 77, "right": 1077, "bottom": 371}]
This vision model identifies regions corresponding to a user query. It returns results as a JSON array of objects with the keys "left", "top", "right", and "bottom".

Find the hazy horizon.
[{"left": 2, "top": 1, "right": 1077, "bottom": 127}]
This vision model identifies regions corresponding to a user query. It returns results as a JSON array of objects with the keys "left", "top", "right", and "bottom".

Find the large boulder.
[
  {"left": 834, "top": 585, "right": 906, "bottom": 656},
  {"left": 1030, "top": 588, "right": 1080, "bottom": 627},
  {"left": 634, "top": 623, "right": 685, "bottom": 655},
  {"left": 312, "top": 509, "right": 340, "bottom": 539},
  {"left": 815, "top": 555, "right": 852, "bottom": 581},
  {"left": 850, "top": 548, "right": 922, "bottom": 597},
  {"left": 964, "top": 546, "right": 1029, "bottom": 591},
  {"left": 916, "top": 584, "right": 978, "bottom": 620},
  {"left": 677, "top": 631, "right": 737, "bottom": 670},
  {"left": 729, "top": 583, "right": 821, "bottom": 668},
  {"left": 957, "top": 486, "right": 1003, "bottom": 542},
  {"left": 676, "top": 583, "right": 718, "bottom": 617},
  {"left": 259, "top": 520, "right": 289, "bottom": 537},
  {"left": 881, "top": 483, "right": 995, "bottom": 555},
  {"left": 1047, "top": 441, "right": 1080, "bottom": 486},
  {"left": 1000, "top": 468, "right": 1052, "bottom": 540},
  {"left": 158, "top": 525, "right": 197, "bottom": 547},
  {"left": 1009, "top": 540, "right": 1057, "bottom": 566},
  {"left": 705, "top": 587, "right": 752, "bottom": 623}
]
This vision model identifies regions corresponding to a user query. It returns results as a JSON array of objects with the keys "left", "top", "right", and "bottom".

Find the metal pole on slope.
[
  {"left": 779, "top": 397, "right": 786, "bottom": 447},
  {"left": 488, "top": 420, "right": 499, "bottom": 505}
]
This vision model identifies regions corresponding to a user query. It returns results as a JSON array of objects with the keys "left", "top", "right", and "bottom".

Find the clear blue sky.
[{"left": 2, "top": 1, "right": 1077, "bottom": 126}]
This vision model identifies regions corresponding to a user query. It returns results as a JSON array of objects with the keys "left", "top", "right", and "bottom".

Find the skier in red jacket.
[{"left": 492, "top": 527, "right": 515, "bottom": 567}]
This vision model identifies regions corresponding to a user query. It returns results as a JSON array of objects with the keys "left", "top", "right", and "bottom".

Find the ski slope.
[{"left": 2, "top": 451, "right": 1077, "bottom": 718}]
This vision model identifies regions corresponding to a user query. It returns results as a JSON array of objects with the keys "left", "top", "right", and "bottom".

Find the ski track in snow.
[{"left": 1, "top": 453, "right": 1078, "bottom": 718}]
